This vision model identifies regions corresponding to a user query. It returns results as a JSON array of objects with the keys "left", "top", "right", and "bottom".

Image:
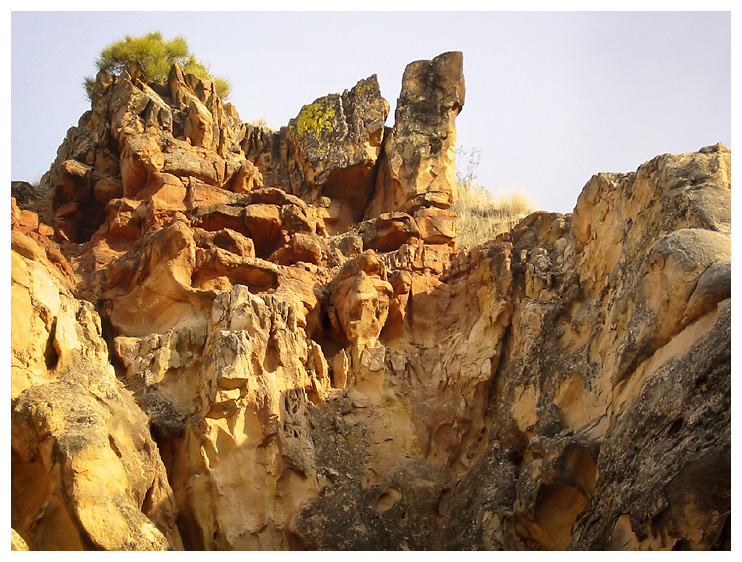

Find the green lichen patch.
[{"left": 296, "top": 102, "right": 336, "bottom": 140}]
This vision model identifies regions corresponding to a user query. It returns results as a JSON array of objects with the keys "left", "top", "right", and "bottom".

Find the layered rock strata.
[{"left": 10, "top": 51, "right": 730, "bottom": 551}]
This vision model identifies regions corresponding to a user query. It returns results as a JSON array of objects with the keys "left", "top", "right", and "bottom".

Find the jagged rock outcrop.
[
  {"left": 286, "top": 75, "right": 389, "bottom": 229},
  {"left": 441, "top": 144, "right": 731, "bottom": 550},
  {"left": 11, "top": 226, "right": 182, "bottom": 550},
  {"left": 368, "top": 51, "right": 464, "bottom": 218},
  {"left": 10, "top": 50, "right": 730, "bottom": 551}
]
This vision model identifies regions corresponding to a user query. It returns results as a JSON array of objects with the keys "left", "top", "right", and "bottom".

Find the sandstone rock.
[
  {"left": 138, "top": 285, "right": 334, "bottom": 550},
  {"left": 120, "top": 132, "right": 166, "bottom": 197},
  {"left": 368, "top": 51, "right": 465, "bottom": 218},
  {"left": 242, "top": 124, "right": 292, "bottom": 191},
  {"left": 195, "top": 227, "right": 255, "bottom": 258},
  {"left": 414, "top": 207, "right": 457, "bottom": 245},
  {"left": 11, "top": 202, "right": 74, "bottom": 283},
  {"left": 243, "top": 203, "right": 285, "bottom": 257},
  {"left": 12, "top": 181, "right": 55, "bottom": 228},
  {"left": 271, "top": 232, "right": 324, "bottom": 266},
  {"left": 58, "top": 158, "right": 93, "bottom": 202},
  {"left": 291, "top": 484, "right": 395, "bottom": 550},
  {"left": 682, "top": 259, "right": 731, "bottom": 323},
  {"left": 12, "top": 180, "right": 47, "bottom": 209},
  {"left": 238, "top": 186, "right": 310, "bottom": 211},
  {"left": 230, "top": 159, "right": 264, "bottom": 193},
  {"left": 191, "top": 203, "right": 246, "bottom": 235},
  {"left": 16, "top": 208, "right": 39, "bottom": 233},
  {"left": 37, "top": 59, "right": 251, "bottom": 245},
  {"left": 185, "top": 98, "right": 216, "bottom": 150},
  {"left": 453, "top": 145, "right": 732, "bottom": 550},
  {"left": 93, "top": 174, "right": 124, "bottom": 203},
  {"left": 331, "top": 269, "right": 393, "bottom": 347},
  {"left": 11, "top": 247, "right": 182, "bottom": 550},
  {"left": 358, "top": 212, "right": 420, "bottom": 252},
  {"left": 286, "top": 75, "right": 389, "bottom": 230},
  {"left": 11, "top": 529, "right": 29, "bottom": 551},
  {"left": 11, "top": 48, "right": 730, "bottom": 552}
]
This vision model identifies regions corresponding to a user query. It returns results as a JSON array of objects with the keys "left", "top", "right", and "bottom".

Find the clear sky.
[{"left": 10, "top": 9, "right": 731, "bottom": 214}]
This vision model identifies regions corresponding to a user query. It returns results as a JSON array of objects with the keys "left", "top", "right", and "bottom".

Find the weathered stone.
[
  {"left": 93, "top": 174, "right": 123, "bottom": 203},
  {"left": 11, "top": 47, "right": 730, "bottom": 553},
  {"left": 100, "top": 221, "right": 217, "bottom": 336},
  {"left": 195, "top": 227, "right": 255, "bottom": 258},
  {"left": 286, "top": 75, "right": 390, "bottom": 230},
  {"left": 239, "top": 186, "right": 309, "bottom": 211},
  {"left": 368, "top": 51, "right": 465, "bottom": 218},
  {"left": 243, "top": 203, "right": 285, "bottom": 258},
  {"left": 17, "top": 208, "right": 39, "bottom": 233},
  {"left": 184, "top": 98, "right": 215, "bottom": 150},
  {"left": 359, "top": 212, "right": 420, "bottom": 252},
  {"left": 331, "top": 269, "right": 392, "bottom": 347},
  {"left": 242, "top": 124, "right": 291, "bottom": 191},
  {"left": 120, "top": 133, "right": 165, "bottom": 197},
  {"left": 230, "top": 159, "right": 264, "bottom": 193},
  {"left": 11, "top": 246, "right": 182, "bottom": 551},
  {"left": 415, "top": 207, "right": 457, "bottom": 245},
  {"left": 58, "top": 159, "right": 92, "bottom": 202},
  {"left": 11, "top": 529, "right": 29, "bottom": 551},
  {"left": 191, "top": 203, "right": 246, "bottom": 234},
  {"left": 12, "top": 180, "right": 47, "bottom": 209}
]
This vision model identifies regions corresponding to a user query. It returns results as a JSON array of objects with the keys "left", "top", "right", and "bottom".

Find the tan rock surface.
[
  {"left": 286, "top": 75, "right": 389, "bottom": 231},
  {"left": 11, "top": 243, "right": 182, "bottom": 550},
  {"left": 368, "top": 51, "right": 465, "bottom": 217},
  {"left": 10, "top": 51, "right": 729, "bottom": 551}
]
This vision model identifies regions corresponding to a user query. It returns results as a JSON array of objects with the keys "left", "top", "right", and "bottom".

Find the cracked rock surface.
[{"left": 10, "top": 51, "right": 730, "bottom": 550}]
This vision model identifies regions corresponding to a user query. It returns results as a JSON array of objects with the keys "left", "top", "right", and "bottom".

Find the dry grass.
[
  {"left": 452, "top": 146, "right": 536, "bottom": 248},
  {"left": 453, "top": 184, "right": 535, "bottom": 248},
  {"left": 247, "top": 116, "right": 268, "bottom": 128}
]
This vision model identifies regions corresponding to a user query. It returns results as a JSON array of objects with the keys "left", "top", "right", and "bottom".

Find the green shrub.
[
  {"left": 83, "top": 31, "right": 231, "bottom": 100},
  {"left": 453, "top": 147, "right": 536, "bottom": 248}
]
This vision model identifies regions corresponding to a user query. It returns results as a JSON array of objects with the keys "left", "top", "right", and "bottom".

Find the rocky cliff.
[{"left": 10, "top": 51, "right": 731, "bottom": 551}]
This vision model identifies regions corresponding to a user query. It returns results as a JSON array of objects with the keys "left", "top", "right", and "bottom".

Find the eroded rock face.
[
  {"left": 10, "top": 51, "right": 730, "bottom": 551},
  {"left": 368, "top": 51, "right": 465, "bottom": 218},
  {"left": 11, "top": 235, "right": 182, "bottom": 550},
  {"left": 286, "top": 75, "right": 389, "bottom": 231},
  {"left": 443, "top": 143, "right": 731, "bottom": 551}
]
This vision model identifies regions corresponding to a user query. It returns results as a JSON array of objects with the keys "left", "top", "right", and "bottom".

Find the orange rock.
[
  {"left": 12, "top": 45, "right": 731, "bottom": 552},
  {"left": 17, "top": 209, "right": 39, "bottom": 233},
  {"left": 368, "top": 52, "right": 464, "bottom": 217},
  {"left": 93, "top": 176, "right": 123, "bottom": 203},
  {"left": 292, "top": 232, "right": 323, "bottom": 265},
  {"left": 415, "top": 207, "right": 457, "bottom": 245},
  {"left": 359, "top": 212, "right": 420, "bottom": 252},
  {"left": 332, "top": 271, "right": 392, "bottom": 346},
  {"left": 37, "top": 223, "right": 54, "bottom": 237},
  {"left": 58, "top": 159, "right": 92, "bottom": 202},
  {"left": 243, "top": 203, "right": 284, "bottom": 257}
]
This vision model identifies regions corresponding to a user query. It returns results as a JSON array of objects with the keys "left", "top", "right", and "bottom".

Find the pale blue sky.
[{"left": 10, "top": 10, "right": 731, "bottom": 214}]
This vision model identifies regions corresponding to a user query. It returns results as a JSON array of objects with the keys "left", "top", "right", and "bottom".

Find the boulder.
[{"left": 359, "top": 212, "right": 420, "bottom": 252}]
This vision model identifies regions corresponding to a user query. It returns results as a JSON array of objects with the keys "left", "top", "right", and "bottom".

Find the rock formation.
[{"left": 10, "top": 50, "right": 730, "bottom": 551}]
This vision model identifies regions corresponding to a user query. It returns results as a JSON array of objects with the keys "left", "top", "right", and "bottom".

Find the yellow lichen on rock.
[{"left": 295, "top": 101, "right": 336, "bottom": 139}]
